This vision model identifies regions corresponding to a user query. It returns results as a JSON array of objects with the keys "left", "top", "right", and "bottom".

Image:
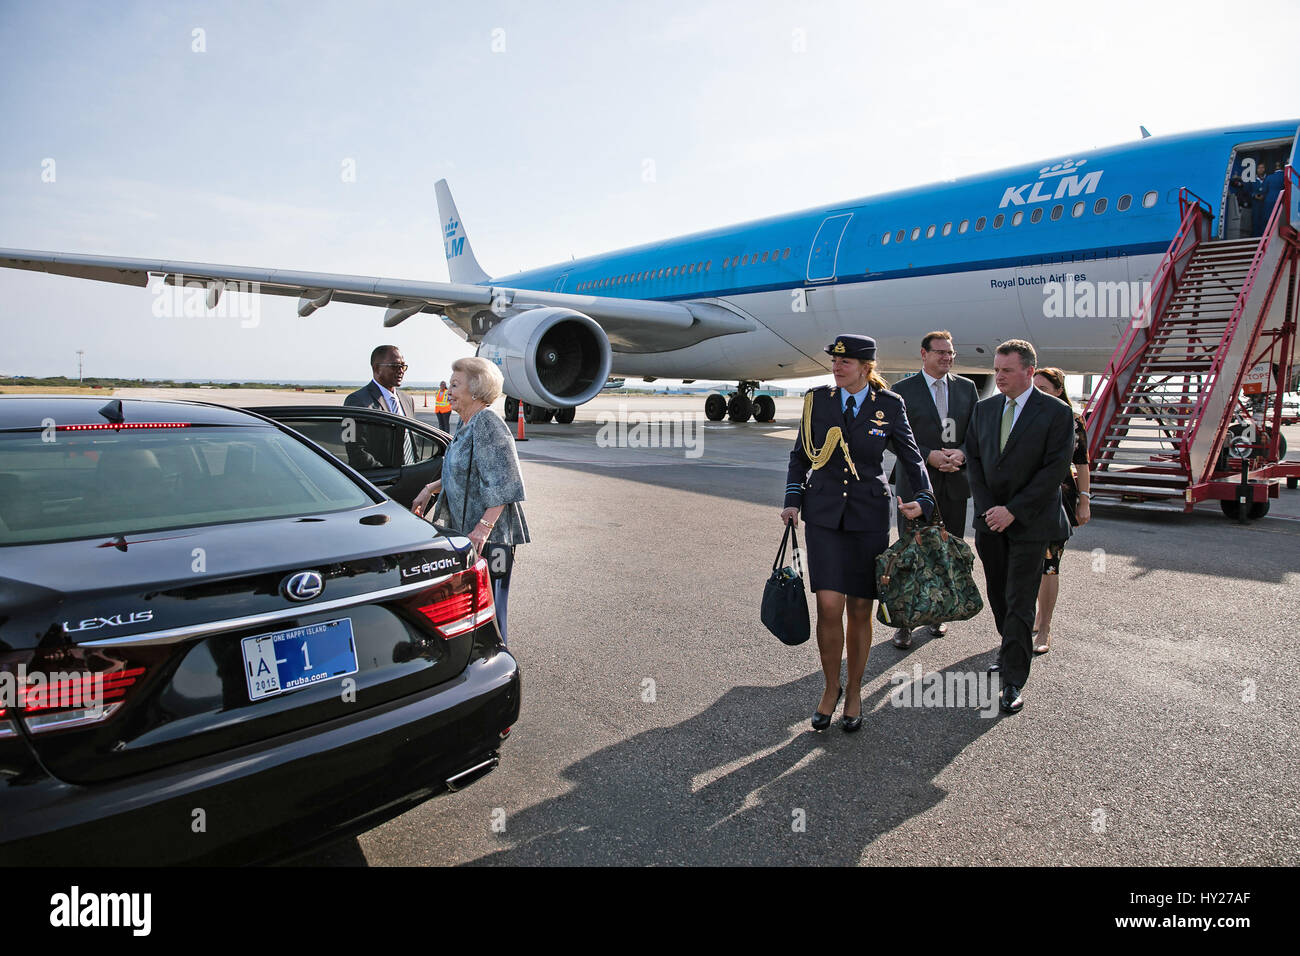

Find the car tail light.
[
  {"left": 412, "top": 557, "right": 496, "bottom": 639},
  {"left": 0, "top": 661, "right": 146, "bottom": 734}
]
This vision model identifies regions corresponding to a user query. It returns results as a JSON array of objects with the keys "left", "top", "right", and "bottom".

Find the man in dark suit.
[
  {"left": 890, "top": 330, "right": 979, "bottom": 648},
  {"left": 343, "top": 345, "right": 416, "bottom": 469},
  {"left": 965, "top": 339, "right": 1075, "bottom": 714}
]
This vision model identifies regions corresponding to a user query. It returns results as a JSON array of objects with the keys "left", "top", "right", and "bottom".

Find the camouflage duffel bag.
[{"left": 875, "top": 513, "right": 983, "bottom": 629}]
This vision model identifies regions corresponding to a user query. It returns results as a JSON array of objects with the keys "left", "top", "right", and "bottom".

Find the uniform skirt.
[{"left": 804, "top": 522, "right": 890, "bottom": 600}]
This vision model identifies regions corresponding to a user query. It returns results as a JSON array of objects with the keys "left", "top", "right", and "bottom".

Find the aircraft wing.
[{"left": 0, "top": 247, "right": 753, "bottom": 352}]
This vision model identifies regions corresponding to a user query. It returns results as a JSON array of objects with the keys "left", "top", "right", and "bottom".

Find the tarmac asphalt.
[{"left": 228, "top": 392, "right": 1297, "bottom": 867}]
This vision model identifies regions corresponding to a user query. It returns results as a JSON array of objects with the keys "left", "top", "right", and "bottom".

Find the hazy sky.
[{"left": 1, "top": 0, "right": 1296, "bottom": 385}]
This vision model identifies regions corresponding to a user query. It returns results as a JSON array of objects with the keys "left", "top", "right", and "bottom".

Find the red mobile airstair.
[{"left": 1083, "top": 166, "right": 1300, "bottom": 520}]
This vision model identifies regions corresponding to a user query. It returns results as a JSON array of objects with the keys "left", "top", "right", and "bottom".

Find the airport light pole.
[{"left": 77, "top": 350, "right": 84, "bottom": 385}]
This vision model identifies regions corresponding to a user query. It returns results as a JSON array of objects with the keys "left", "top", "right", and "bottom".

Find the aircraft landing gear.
[
  {"left": 706, "top": 380, "right": 767, "bottom": 423},
  {"left": 704, "top": 393, "right": 727, "bottom": 422},
  {"left": 503, "top": 396, "right": 576, "bottom": 424}
]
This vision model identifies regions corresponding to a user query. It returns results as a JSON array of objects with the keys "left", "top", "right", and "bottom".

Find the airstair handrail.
[
  {"left": 1083, "top": 189, "right": 1212, "bottom": 463},
  {"left": 1282, "top": 164, "right": 1299, "bottom": 241},
  {"left": 1182, "top": 174, "right": 1298, "bottom": 481}
]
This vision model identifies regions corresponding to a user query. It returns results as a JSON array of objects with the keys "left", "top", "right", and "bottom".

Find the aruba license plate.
[{"left": 241, "top": 618, "right": 359, "bottom": 702}]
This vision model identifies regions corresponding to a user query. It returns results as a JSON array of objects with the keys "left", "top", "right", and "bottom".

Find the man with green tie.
[{"left": 965, "top": 340, "right": 1076, "bottom": 714}]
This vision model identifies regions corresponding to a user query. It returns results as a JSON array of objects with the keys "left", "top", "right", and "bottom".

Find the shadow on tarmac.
[{"left": 459, "top": 647, "right": 1002, "bottom": 866}]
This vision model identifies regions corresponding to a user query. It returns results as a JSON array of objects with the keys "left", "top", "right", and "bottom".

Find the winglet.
[{"left": 435, "top": 179, "right": 489, "bottom": 285}]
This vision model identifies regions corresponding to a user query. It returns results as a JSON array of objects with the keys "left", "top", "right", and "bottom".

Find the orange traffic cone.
[{"left": 515, "top": 400, "right": 528, "bottom": 441}]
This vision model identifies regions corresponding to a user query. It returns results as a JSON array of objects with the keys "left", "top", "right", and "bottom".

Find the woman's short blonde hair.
[{"left": 452, "top": 356, "right": 505, "bottom": 405}]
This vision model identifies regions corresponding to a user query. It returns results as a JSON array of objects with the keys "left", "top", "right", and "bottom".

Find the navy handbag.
[{"left": 761, "top": 522, "right": 811, "bottom": 646}]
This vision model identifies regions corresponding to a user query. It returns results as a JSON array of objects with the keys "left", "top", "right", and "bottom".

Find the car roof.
[{"left": 0, "top": 395, "right": 270, "bottom": 430}]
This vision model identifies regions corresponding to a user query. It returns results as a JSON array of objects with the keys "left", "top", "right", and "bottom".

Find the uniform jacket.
[
  {"left": 965, "top": 386, "right": 1075, "bottom": 541},
  {"left": 785, "top": 385, "right": 935, "bottom": 531},
  {"left": 890, "top": 370, "right": 979, "bottom": 502},
  {"left": 432, "top": 409, "right": 530, "bottom": 546}
]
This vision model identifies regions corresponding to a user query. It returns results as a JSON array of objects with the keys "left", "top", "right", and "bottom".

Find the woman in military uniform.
[{"left": 779, "top": 335, "right": 935, "bottom": 732}]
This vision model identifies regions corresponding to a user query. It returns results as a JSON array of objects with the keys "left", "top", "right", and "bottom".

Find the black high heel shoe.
[
  {"left": 841, "top": 692, "right": 863, "bottom": 732},
  {"left": 811, "top": 686, "right": 843, "bottom": 731}
]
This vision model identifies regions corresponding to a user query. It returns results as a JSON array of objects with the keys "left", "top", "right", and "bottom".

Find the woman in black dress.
[
  {"left": 780, "top": 335, "right": 935, "bottom": 732},
  {"left": 1031, "top": 367, "right": 1090, "bottom": 653}
]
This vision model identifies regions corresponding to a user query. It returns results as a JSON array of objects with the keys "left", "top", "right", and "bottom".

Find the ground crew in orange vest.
[{"left": 434, "top": 381, "right": 452, "bottom": 431}]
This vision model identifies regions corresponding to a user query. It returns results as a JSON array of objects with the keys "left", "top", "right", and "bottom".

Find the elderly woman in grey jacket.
[{"left": 412, "top": 356, "right": 530, "bottom": 643}]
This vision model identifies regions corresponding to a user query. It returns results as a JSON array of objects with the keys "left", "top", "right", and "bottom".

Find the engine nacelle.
[{"left": 477, "top": 307, "right": 612, "bottom": 408}]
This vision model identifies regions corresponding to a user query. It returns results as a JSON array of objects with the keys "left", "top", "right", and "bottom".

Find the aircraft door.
[
  {"left": 807, "top": 213, "right": 852, "bottom": 282},
  {"left": 1288, "top": 130, "right": 1299, "bottom": 233},
  {"left": 553, "top": 272, "right": 570, "bottom": 292}
]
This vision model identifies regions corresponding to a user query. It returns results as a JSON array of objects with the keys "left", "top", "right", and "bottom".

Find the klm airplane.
[{"left": 3, "top": 119, "right": 1296, "bottom": 423}]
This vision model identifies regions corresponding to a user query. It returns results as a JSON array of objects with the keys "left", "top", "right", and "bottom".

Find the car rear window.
[{"left": 0, "top": 425, "right": 374, "bottom": 545}]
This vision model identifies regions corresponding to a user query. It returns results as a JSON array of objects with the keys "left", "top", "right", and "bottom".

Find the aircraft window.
[
  {"left": 705, "top": 260, "right": 711, "bottom": 271},
  {"left": 993, "top": 214, "right": 1004, "bottom": 228},
  {"left": 722, "top": 257, "right": 730, "bottom": 268},
  {"left": 942, "top": 222, "right": 952, "bottom": 236},
  {"left": 926, "top": 225, "right": 936, "bottom": 239},
  {"left": 958, "top": 219, "right": 969, "bottom": 233},
  {"left": 685, "top": 264, "right": 692, "bottom": 274},
  {"left": 895, "top": 230, "right": 905, "bottom": 243},
  {"left": 1142, "top": 190, "right": 1158, "bottom": 208},
  {"left": 1011, "top": 211, "right": 1024, "bottom": 226},
  {"left": 783, "top": 247, "right": 791, "bottom": 259},
  {"left": 1030, "top": 208, "right": 1043, "bottom": 224},
  {"left": 882, "top": 232, "right": 891, "bottom": 245},
  {"left": 1050, "top": 204, "right": 1063, "bottom": 221},
  {"left": 1093, "top": 198, "right": 1107, "bottom": 215},
  {"left": 975, "top": 217, "right": 986, "bottom": 231},
  {"left": 771, "top": 249, "right": 779, "bottom": 260},
  {"left": 761, "top": 251, "right": 769, "bottom": 263},
  {"left": 1072, "top": 201, "right": 1085, "bottom": 217},
  {"left": 1117, "top": 194, "right": 1132, "bottom": 211},
  {"left": 910, "top": 227, "right": 920, "bottom": 241},
  {"left": 741, "top": 254, "right": 749, "bottom": 266}
]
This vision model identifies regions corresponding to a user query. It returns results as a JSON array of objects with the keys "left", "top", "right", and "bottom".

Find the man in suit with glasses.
[
  {"left": 890, "top": 330, "right": 979, "bottom": 648},
  {"left": 344, "top": 345, "right": 418, "bottom": 469}
]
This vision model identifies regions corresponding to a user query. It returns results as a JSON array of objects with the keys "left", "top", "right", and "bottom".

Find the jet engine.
[{"left": 476, "top": 307, "right": 612, "bottom": 408}]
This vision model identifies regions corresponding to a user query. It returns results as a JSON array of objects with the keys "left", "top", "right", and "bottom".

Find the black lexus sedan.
[{"left": 0, "top": 396, "right": 519, "bottom": 865}]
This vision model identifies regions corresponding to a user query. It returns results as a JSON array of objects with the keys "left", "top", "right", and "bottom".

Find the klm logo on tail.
[
  {"left": 444, "top": 218, "right": 464, "bottom": 258},
  {"left": 999, "top": 158, "right": 1103, "bottom": 208}
]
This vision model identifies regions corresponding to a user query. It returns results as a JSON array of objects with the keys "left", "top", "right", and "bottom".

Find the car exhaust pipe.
[{"left": 445, "top": 754, "right": 499, "bottom": 792}]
